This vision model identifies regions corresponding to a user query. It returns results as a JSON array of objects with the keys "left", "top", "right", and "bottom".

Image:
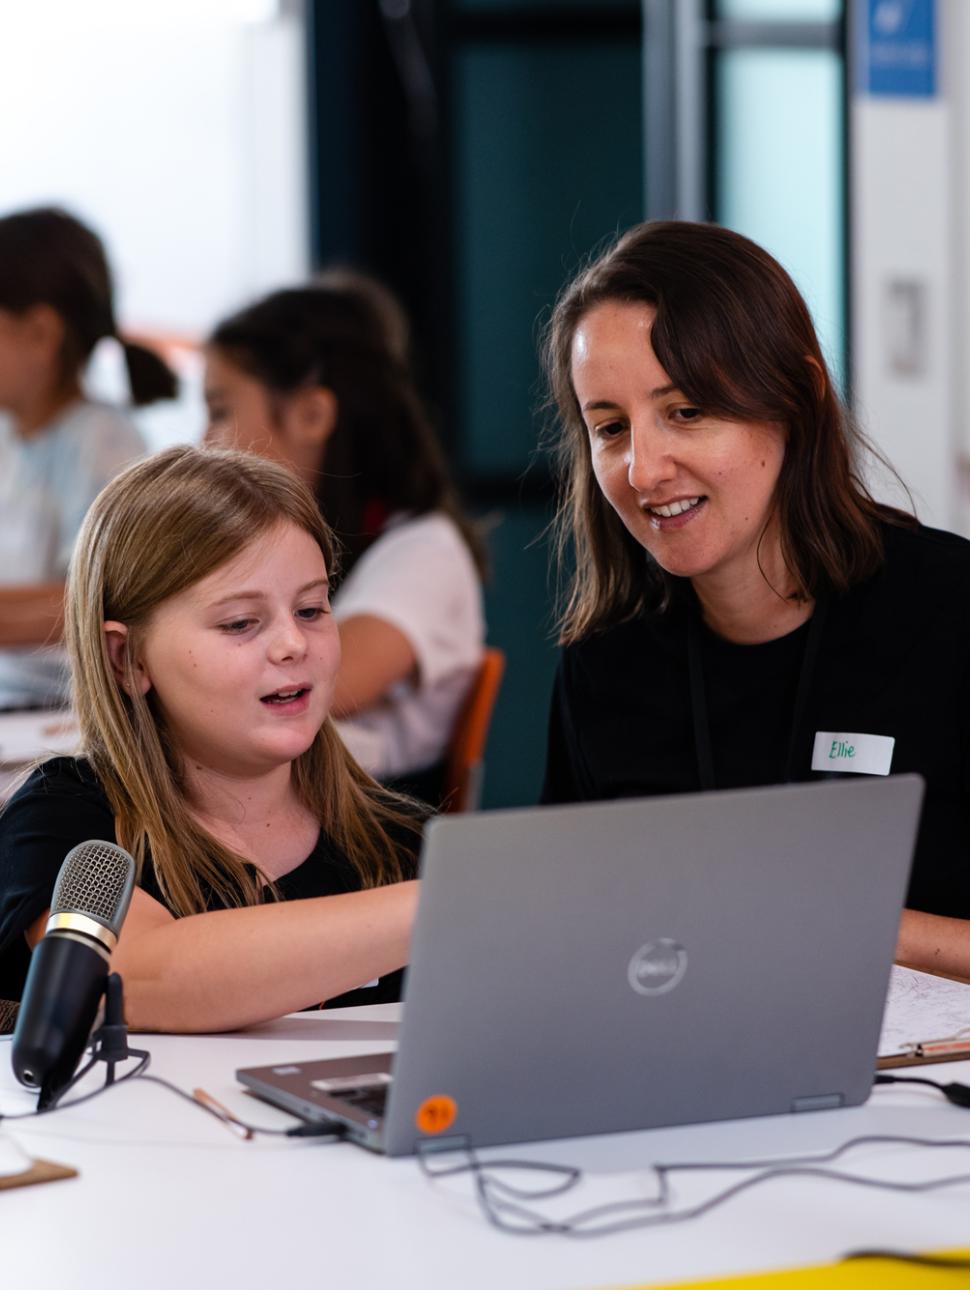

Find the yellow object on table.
[{"left": 615, "top": 1249, "right": 970, "bottom": 1289}]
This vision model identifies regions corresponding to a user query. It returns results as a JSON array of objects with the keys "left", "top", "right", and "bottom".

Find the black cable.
[
  {"left": 1, "top": 1055, "right": 343, "bottom": 1140},
  {"left": 844, "top": 1249, "right": 970, "bottom": 1270},
  {"left": 418, "top": 1143, "right": 580, "bottom": 1197},
  {"left": 135, "top": 1073, "right": 345, "bottom": 1140},
  {"left": 482, "top": 1161, "right": 970, "bottom": 1238},
  {"left": 875, "top": 1072, "right": 970, "bottom": 1109},
  {"left": 418, "top": 1132, "right": 970, "bottom": 1238},
  {"left": 0, "top": 1049, "right": 151, "bottom": 1121}
]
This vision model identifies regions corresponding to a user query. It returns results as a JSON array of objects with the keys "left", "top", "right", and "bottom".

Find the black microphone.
[{"left": 12, "top": 839, "right": 135, "bottom": 1109}]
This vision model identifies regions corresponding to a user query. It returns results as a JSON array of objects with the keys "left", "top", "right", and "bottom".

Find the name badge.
[{"left": 811, "top": 731, "right": 895, "bottom": 776}]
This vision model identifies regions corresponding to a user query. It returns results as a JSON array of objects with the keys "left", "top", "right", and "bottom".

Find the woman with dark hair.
[
  {"left": 542, "top": 219, "right": 970, "bottom": 978},
  {"left": 204, "top": 276, "right": 485, "bottom": 800},
  {"left": 0, "top": 206, "right": 177, "bottom": 710}
]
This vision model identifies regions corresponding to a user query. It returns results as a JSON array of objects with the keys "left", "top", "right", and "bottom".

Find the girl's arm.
[
  {"left": 27, "top": 880, "right": 420, "bottom": 1033},
  {"left": 329, "top": 517, "right": 482, "bottom": 719},
  {"left": 331, "top": 613, "right": 418, "bottom": 717}
]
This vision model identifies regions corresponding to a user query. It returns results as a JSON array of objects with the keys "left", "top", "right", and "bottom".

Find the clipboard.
[
  {"left": 0, "top": 1156, "right": 78, "bottom": 1191},
  {"left": 877, "top": 965, "right": 970, "bottom": 1069},
  {"left": 0, "top": 1145, "right": 76, "bottom": 1191},
  {"left": 877, "top": 1042, "right": 970, "bottom": 1070},
  {"left": 0, "top": 1135, "right": 77, "bottom": 1191}
]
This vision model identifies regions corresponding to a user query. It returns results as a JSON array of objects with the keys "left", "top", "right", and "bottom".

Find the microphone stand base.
[{"left": 41, "top": 972, "right": 150, "bottom": 1110}]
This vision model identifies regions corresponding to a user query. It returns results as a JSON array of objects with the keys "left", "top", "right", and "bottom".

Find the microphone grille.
[{"left": 50, "top": 840, "right": 136, "bottom": 936}]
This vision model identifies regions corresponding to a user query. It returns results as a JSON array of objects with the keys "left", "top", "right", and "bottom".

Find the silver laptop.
[{"left": 237, "top": 775, "right": 924, "bottom": 1156}]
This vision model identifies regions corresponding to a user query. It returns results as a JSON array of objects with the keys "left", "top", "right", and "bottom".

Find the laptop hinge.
[{"left": 791, "top": 1092, "right": 845, "bottom": 1113}]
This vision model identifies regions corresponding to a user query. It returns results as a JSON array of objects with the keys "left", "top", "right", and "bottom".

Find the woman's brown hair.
[
  {"left": 65, "top": 445, "right": 421, "bottom": 918},
  {"left": 543, "top": 220, "right": 911, "bottom": 643}
]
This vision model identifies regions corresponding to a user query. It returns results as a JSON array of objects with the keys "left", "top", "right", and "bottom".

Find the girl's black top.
[{"left": 0, "top": 756, "right": 416, "bottom": 1004}]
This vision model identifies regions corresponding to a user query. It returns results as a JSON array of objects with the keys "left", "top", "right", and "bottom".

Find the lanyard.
[{"left": 686, "top": 596, "right": 828, "bottom": 791}]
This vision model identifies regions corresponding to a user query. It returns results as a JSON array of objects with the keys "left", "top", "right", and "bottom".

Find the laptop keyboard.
[{"left": 336, "top": 1084, "right": 390, "bottom": 1118}]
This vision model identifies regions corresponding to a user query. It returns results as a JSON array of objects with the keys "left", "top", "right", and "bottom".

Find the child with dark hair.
[
  {"left": 205, "top": 275, "right": 485, "bottom": 802},
  {"left": 0, "top": 206, "right": 177, "bottom": 710}
]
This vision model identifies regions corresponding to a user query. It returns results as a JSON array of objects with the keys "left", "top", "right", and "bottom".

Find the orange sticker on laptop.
[{"left": 415, "top": 1094, "right": 457, "bottom": 1135}]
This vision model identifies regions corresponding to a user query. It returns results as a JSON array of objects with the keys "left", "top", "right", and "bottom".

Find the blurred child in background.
[
  {"left": 0, "top": 206, "right": 176, "bottom": 710},
  {"left": 205, "top": 274, "right": 485, "bottom": 803}
]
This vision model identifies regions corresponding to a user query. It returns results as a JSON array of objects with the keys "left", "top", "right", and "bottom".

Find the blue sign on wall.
[{"left": 857, "top": 0, "right": 936, "bottom": 98}]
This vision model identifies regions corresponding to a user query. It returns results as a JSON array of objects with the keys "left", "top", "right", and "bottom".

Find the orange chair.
[{"left": 441, "top": 647, "right": 506, "bottom": 813}]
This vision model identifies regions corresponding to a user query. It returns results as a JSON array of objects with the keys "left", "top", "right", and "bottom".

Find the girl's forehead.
[{"left": 178, "top": 522, "right": 327, "bottom": 606}]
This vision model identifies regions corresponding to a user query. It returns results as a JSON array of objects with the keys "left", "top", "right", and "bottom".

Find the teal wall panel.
[
  {"left": 454, "top": 40, "right": 643, "bottom": 476},
  {"left": 452, "top": 33, "right": 642, "bottom": 806},
  {"left": 477, "top": 502, "right": 560, "bottom": 808}
]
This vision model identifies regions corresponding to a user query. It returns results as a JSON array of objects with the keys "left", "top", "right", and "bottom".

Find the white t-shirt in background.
[
  {"left": 0, "top": 400, "right": 146, "bottom": 709},
  {"left": 333, "top": 512, "right": 485, "bottom": 779}
]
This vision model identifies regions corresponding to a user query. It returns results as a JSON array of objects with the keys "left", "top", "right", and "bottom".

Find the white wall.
[
  {"left": 850, "top": 0, "right": 965, "bottom": 532},
  {"left": 0, "top": 1, "right": 309, "bottom": 447}
]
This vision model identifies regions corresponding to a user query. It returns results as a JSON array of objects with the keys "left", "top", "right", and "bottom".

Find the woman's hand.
[{"left": 896, "top": 907, "right": 970, "bottom": 983}]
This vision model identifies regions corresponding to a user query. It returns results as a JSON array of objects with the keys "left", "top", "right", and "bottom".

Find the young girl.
[
  {"left": 0, "top": 206, "right": 176, "bottom": 710},
  {"left": 0, "top": 446, "right": 421, "bottom": 1032},
  {"left": 204, "top": 276, "right": 485, "bottom": 802}
]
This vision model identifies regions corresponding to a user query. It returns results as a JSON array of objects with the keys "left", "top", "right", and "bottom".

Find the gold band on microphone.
[{"left": 45, "top": 911, "right": 117, "bottom": 954}]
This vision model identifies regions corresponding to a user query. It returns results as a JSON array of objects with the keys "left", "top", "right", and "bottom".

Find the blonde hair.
[{"left": 65, "top": 444, "right": 421, "bottom": 917}]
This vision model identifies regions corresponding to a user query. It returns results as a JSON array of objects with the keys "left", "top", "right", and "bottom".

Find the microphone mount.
[{"left": 41, "top": 972, "right": 150, "bottom": 1110}]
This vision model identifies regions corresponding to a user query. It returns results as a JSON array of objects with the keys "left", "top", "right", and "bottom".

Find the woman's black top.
[
  {"left": 0, "top": 756, "right": 416, "bottom": 1005},
  {"left": 542, "top": 520, "right": 970, "bottom": 919}
]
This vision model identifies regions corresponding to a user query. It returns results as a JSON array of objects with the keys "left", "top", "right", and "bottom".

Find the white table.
[{"left": 3, "top": 1006, "right": 970, "bottom": 1290}]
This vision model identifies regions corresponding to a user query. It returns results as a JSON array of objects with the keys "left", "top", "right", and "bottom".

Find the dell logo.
[{"left": 628, "top": 939, "right": 687, "bottom": 996}]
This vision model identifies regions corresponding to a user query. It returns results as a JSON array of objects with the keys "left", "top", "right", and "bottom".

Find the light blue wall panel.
[{"left": 716, "top": 47, "right": 845, "bottom": 385}]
